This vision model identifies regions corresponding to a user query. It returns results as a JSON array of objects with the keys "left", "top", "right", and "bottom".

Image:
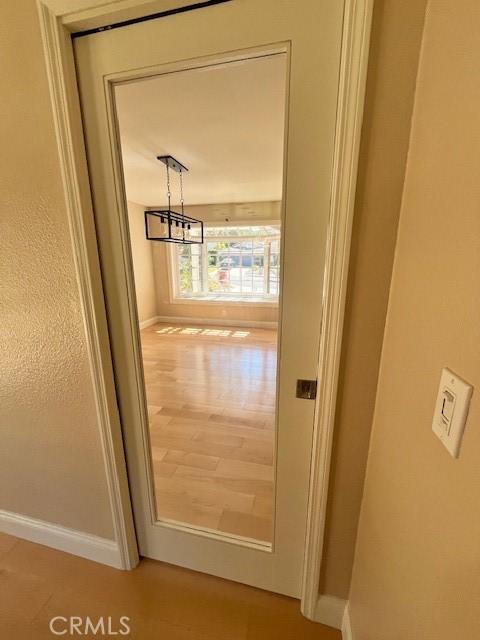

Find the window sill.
[{"left": 171, "top": 295, "right": 279, "bottom": 307}]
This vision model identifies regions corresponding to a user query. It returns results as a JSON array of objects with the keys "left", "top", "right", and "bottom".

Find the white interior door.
[{"left": 74, "top": 0, "right": 344, "bottom": 597}]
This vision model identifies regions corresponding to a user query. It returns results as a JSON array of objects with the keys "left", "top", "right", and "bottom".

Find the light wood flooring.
[
  {"left": 141, "top": 322, "right": 277, "bottom": 542},
  {"left": 0, "top": 533, "right": 340, "bottom": 639}
]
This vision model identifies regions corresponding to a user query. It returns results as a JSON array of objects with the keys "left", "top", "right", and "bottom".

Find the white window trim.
[{"left": 168, "top": 230, "right": 280, "bottom": 305}]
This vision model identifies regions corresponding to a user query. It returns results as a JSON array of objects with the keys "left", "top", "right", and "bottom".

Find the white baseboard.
[
  {"left": 139, "top": 315, "right": 161, "bottom": 330},
  {"left": 0, "top": 509, "right": 123, "bottom": 569},
  {"left": 314, "top": 595, "right": 347, "bottom": 630},
  {"left": 154, "top": 315, "right": 277, "bottom": 330},
  {"left": 342, "top": 602, "right": 353, "bottom": 640}
]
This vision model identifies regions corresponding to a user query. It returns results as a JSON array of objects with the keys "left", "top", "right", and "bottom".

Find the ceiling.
[{"left": 115, "top": 53, "right": 287, "bottom": 206}]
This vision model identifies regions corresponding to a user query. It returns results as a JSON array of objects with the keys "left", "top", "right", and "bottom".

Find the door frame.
[{"left": 37, "top": 0, "right": 373, "bottom": 623}]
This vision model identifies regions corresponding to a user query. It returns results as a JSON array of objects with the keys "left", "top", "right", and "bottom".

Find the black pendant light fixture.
[{"left": 144, "top": 155, "right": 204, "bottom": 244}]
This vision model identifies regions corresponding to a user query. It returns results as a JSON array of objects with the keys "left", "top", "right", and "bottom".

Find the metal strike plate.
[{"left": 296, "top": 379, "right": 317, "bottom": 400}]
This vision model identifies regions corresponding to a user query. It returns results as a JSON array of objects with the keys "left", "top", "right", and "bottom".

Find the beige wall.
[
  {"left": 151, "top": 202, "right": 280, "bottom": 325},
  {"left": 320, "top": 0, "right": 427, "bottom": 597},
  {"left": 127, "top": 201, "right": 158, "bottom": 323},
  {"left": 0, "top": 1, "right": 114, "bottom": 538},
  {"left": 348, "top": 1, "right": 480, "bottom": 637}
]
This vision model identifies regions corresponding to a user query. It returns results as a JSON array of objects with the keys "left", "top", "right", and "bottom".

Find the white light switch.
[{"left": 432, "top": 368, "right": 473, "bottom": 457}]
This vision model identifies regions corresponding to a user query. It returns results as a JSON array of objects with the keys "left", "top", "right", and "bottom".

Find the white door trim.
[
  {"left": 301, "top": 0, "right": 373, "bottom": 620},
  {"left": 36, "top": 0, "right": 372, "bottom": 617}
]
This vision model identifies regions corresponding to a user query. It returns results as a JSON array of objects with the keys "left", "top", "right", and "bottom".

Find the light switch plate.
[{"left": 432, "top": 368, "right": 473, "bottom": 458}]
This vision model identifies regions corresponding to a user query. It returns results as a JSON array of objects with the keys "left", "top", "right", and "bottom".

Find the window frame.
[{"left": 168, "top": 223, "right": 281, "bottom": 306}]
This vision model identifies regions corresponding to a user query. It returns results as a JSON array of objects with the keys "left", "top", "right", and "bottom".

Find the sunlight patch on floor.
[{"left": 155, "top": 326, "right": 251, "bottom": 338}]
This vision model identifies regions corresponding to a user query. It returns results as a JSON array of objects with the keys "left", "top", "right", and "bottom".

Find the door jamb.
[
  {"left": 300, "top": 0, "right": 373, "bottom": 619},
  {"left": 37, "top": 0, "right": 373, "bottom": 619}
]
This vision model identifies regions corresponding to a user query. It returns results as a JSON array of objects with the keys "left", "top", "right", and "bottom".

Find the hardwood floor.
[
  {"left": 141, "top": 322, "right": 277, "bottom": 542},
  {"left": 0, "top": 533, "right": 340, "bottom": 639}
]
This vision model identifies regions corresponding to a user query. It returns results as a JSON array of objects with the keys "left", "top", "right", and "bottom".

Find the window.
[{"left": 172, "top": 225, "right": 280, "bottom": 302}]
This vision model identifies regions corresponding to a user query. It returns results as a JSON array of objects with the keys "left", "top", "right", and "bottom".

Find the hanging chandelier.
[{"left": 144, "top": 155, "right": 204, "bottom": 244}]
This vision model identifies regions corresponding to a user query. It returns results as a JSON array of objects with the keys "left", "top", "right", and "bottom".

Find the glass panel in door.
[{"left": 115, "top": 53, "right": 287, "bottom": 545}]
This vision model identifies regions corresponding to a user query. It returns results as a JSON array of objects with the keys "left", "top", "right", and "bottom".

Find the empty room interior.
[
  {"left": 1, "top": 1, "right": 479, "bottom": 640},
  {"left": 120, "top": 54, "right": 285, "bottom": 543}
]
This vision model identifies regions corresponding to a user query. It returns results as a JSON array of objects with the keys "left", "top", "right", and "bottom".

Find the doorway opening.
[{"left": 116, "top": 53, "right": 287, "bottom": 546}]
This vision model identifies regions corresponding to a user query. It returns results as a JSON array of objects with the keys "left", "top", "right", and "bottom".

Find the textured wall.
[
  {"left": 127, "top": 201, "right": 158, "bottom": 323},
  {"left": 320, "top": 0, "right": 427, "bottom": 597},
  {"left": 0, "top": 1, "right": 114, "bottom": 538},
  {"left": 348, "top": 1, "right": 480, "bottom": 637}
]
